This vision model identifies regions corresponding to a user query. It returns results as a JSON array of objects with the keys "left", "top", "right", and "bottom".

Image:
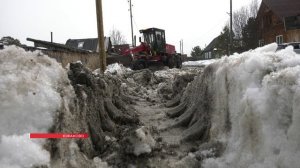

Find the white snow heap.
[
  {"left": 0, "top": 46, "right": 73, "bottom": 168},
  {"left": 133, "top": 126, "right": 156, "bottom": 156},
  {"left": 104, "top": 63, "right": 132, "bottom": 75},
  {"left": 183, "top": 59, "right": 217, "bottom": 67},
  {"left": 201, "top": 43, "right": 300, "bottom": 168},
  {"left": 93, "top": 157, "right": 110, "bottom": 168}
]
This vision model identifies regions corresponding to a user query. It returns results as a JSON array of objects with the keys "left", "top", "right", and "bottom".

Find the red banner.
[{"left": 30, "top": 133, "right": 89, "bottom": 139}]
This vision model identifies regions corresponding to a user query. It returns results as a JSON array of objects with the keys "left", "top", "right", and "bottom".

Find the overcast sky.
[{"left": 0, "top": 0, "right": 260, "bottom": 55}]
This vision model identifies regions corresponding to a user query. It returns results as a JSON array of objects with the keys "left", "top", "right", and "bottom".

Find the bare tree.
[
  {"left": 109, "top": 28, "right": 127, "bottom": 45},
  {"left": 249, "top": 0, "right": 259, "bottom": 18},
  {"left": 233, "top": 0, "right": 259, "bottom": 40},
  {"left": 233, "top": 7, "right": 250, "bottom": 39}
]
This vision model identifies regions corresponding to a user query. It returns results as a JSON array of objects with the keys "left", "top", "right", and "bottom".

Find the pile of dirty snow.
[
  {"left": 195, "top": 44, "right": 300, "bottom": 168},
  {"left": 0, "top": 46, "right": 73, "bottom": 168}
]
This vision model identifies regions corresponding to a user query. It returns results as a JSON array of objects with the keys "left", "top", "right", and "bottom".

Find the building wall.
[
  {"left": 261, "top": 23, "right": 286, "bottom": 44},
  {"left": 258, "top": 8, "right": 286, "bottom": 44},
  {"left": 43, "top": 50, "right": 100, "bottom": 70},
  {"left": 261, "top": 23, "right": 300, "bottom": 44},
  {"left": 286, "top": 29, "right": 300, "bottom": 42},
  {"left": 258, "top": 3, "right": 300, "bottom": 45}
]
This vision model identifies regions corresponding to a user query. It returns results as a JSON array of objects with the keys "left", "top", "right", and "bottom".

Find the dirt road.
[
  {"left": 133, "top": 99, "right": 199, "bottom": 168},
  {"left": 117, "top": 67, "right": 203, "bottom": 168}
]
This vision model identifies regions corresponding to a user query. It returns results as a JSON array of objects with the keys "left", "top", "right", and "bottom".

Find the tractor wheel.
[
  {"left": 168, "top": 56, "right": 175, "bottom": 69},
  {"left": 176, "top": 55, "right": 182, "bottom": 69},
  {"left": 131, "top": 60, "right": 146, "bottom": 70}
]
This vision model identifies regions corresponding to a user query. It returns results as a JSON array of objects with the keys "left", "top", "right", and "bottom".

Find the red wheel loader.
[{"left": 109, "top": 28, "right": 182, "bottom": 70}]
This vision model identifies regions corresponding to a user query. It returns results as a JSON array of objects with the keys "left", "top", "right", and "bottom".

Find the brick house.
[{"left": 257, "top": 0, "right": 300, "bottom": 46}]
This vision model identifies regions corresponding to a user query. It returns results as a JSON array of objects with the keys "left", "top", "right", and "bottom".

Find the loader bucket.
[{"left": 107, "top": 54, "right": 133, "bottom": 67}]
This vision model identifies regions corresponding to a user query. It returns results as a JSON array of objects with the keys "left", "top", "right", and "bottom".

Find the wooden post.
[
  {"left": 95, "top": 0, "right": 106, "bottom": 73},
  {"left": 129, "top": 0, "right": 134, "bottom": 47}
]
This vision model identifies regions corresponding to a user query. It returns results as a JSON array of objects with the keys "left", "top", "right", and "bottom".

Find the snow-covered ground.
[
  {"left": 183, "top": 59, "right": 217, "bottom": 67},
  {"left": 0, "top": 46, "right": 73, "bottom": 168},
  {"left": 1, "top": 43, "right": 300, "bottom": 168}
]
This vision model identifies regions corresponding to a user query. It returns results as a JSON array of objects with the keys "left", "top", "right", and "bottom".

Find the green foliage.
[
  {"left": 190, "top": 46, "right": 202, "bottom": 58},
  {"left": 218, "top": 26, "right": 230, "bottom": 50},
  {"left": 242, "top": 17, "right": 258, "bottom": 51},
  {"left": 215, "top": 26, "right": 233, "bottom": 55},
  {"left": 210, "top": 0, "right": 259, "bottom": 55},
  {"left": 215, "top": 16, "right": 258, "bottom": 55},
  {"left": 0, "top": 36, "right": 21, "bottom": 46}
]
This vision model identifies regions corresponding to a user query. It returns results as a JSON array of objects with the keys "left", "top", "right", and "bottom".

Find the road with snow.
[{"left": 1, "top": 44, "right": 300, "bottom": 168}]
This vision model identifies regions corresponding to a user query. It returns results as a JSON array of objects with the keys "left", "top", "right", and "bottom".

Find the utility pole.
[
  {"left": 129, "top": 0, "right": 134, "bottom": 47},
  {"left": 95, "top": 0, "right": 106, "bottom": 72},
  {"left": 181, "top": 39, "right": 184, "bottom": 54},
  {"left": 51, "top": 32, "right": 53, "bottom": 43},
  {"left": 180, "top": 40, "right": 182, "bottom": 54},
  {"left": 229, "top": 0, "right": 233, "bottom": 55}
]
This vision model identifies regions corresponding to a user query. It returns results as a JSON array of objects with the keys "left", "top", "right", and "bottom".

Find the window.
[
  {"left": 205, "top": 52, "right": 208, "bottom": 59},
  {"left": 285, "top": 15, "right": 300, "bottom": 30},
  {"left": 144, "top": 33, "right": 154, "bottom": 46},
  {"left": 204, "top": 52, "right": 212, "bottom": 59},
  {"left": 297, "top": 16, "right": 300, "bottom": 23},
  {"left": 155, "top": 31, "right": 162, "bottom": 41},
  {"left": 78, "top": 42, "right": 84, "bottom": 48},
  {"left": 259, "top": 39, "right": 264, "bottom": 47},
  {"left": 276, "top": 35, "right": 283, "bottom": 44}
]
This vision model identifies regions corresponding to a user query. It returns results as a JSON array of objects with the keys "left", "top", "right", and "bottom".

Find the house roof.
[
  {"left": 27, "top": 38, "right": 90, "bottom": 53},
  {"left": 203, "top": 36, "right": 220, "bottom": 53},
  {"left": 66, "top": 38, "right": 98, "bottom": 52},
  {"left": 262, "top": 0, "right": 300, "bottom": 18},
  {"left": 65, "top": 37, "right": 112, "bottom": 52},
  {"left": 27, "top": 37, "right": 112, "bottom": 53},
  {"left": 139, "top": 27, "right": 165, "bottom": 33}
]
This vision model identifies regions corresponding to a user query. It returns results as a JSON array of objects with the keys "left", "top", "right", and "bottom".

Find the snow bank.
[
  {"left": 201, "top": 43, "right": 300, "bottom": 168},
  {"left": 104, "top": 63, "right": 132, "bottom": 75},
  {"left": 183, "top": 59, "right": 217, "bottom": 67},
  {"left": 0, "top": 46, "right": 71, "bottom": 168}
]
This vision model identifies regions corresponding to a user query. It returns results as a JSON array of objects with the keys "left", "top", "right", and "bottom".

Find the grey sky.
[{"left": 0, "top": 0, "right": 258, "bottom": 55}]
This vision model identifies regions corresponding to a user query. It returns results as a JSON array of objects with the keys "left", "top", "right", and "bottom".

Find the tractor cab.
[{"left": 139, "top": 28, "right": 166, "bottom": 54}]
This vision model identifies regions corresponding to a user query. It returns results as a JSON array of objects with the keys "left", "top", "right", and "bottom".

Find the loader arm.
[{"left": 122, "top": 42, "right": 150, "bottom": 56}]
